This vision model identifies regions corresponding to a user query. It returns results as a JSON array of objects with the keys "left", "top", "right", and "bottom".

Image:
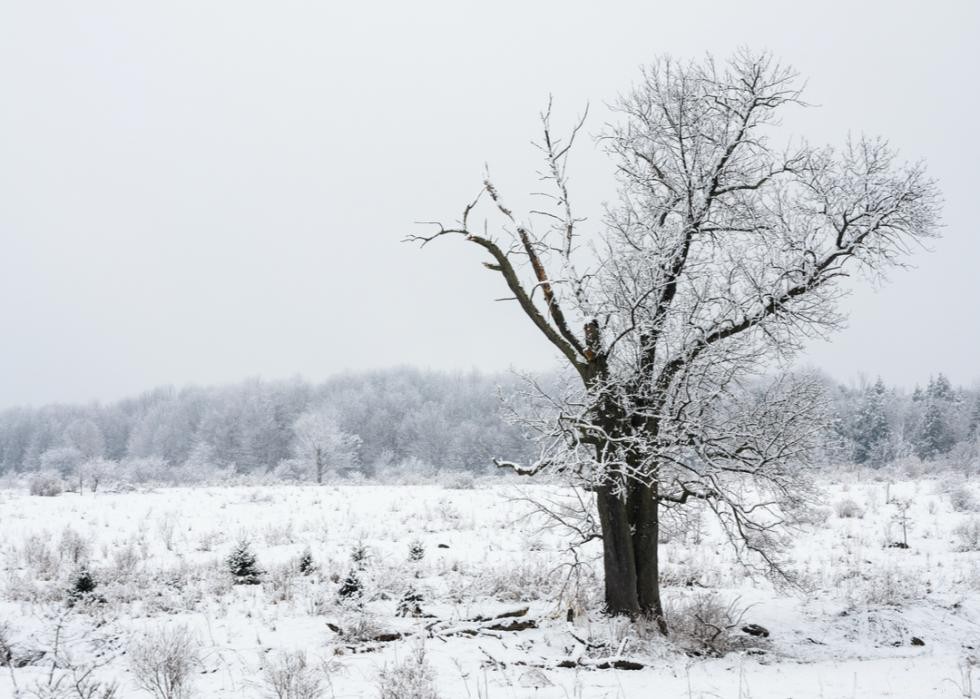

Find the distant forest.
[{"left": 0, "top": 368, "right": 978, "bottom": 484}]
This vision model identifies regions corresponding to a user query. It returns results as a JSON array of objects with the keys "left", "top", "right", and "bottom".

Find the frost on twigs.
[
  {"left": 376, "top": 642, "right": 440, "bottom": 699},
  {"left": 835, "top": 498, "right": 865, "bottom": 519},
  {"left": 29, "top": 472, "right": 64, "bottom": 497},
  {"left": 128, "top": 625, "right": 199, "bottom": 699},
  {"left": 666, "top": 593, "right": 761, "bottom": 657},
  {"left": 954, "top": 518, "right": 980, "bottom": 552},
  {"left": 261, "top": 650, "right": 329, "bottom": 699},
  {"left": 411, "top": 49, "right": 941, "bottom": 619}
]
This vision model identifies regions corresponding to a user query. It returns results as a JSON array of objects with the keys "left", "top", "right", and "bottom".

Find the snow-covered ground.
[{"left": 1, "top": 477, "right": 978, "bottom": 698}]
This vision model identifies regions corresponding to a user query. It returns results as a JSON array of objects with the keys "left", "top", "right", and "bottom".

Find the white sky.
[{"left": 1, "top": 1, "right": 978, "bottom": 408}]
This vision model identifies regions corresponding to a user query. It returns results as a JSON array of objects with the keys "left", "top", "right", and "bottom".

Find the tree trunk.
[
  {"left": 597, "top": 481, "right": 667, "bottom": 632},
  {"left": 629, "top": 482, "right": 667, "bottom": 633},
  {"left": 591, "top": 384, "right": 665, "bottom": 628},
  {"left": 315, "top": 448, "right": 324, "bottom": 484},
  {"left": 596, "top": 484, "right": 640, "bottom": 615}
]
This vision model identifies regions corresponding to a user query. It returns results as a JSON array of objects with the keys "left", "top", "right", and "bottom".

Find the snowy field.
[{"left": 1, "top": 477, "right": 979, "bottom": 698}]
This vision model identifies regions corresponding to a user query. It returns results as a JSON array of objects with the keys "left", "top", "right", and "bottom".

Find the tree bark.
[
  {"left": 596, "top": 484, "right": 640, "bottom": 616},
  {"left": 596, "top": 480, "right": 667, "bottom": 632},
  {"left": 629, "top": 482, "right": 667, "bottom": 633}
]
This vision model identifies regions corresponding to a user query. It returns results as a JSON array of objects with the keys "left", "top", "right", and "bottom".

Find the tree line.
[
  {"left": 0, "top": 368, "right": 534, "bottom": 482},
  {"left": 0, "top": 368, "right": 977, "bottom": 483}
]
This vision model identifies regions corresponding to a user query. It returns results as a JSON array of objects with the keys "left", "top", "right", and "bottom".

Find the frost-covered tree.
[
  {"left": 62, "top": 418, "right": 108, "bottom": 492},
  {"left": 227, "top": 540, "right": 262, "bottom": 584},
  {"left": 913, "top": 374, "right": 959, "bottom": 460},
  {"left": 79, "top": 457, "right": 114, "bottom": 493},
  {"left": 291, "top": 409, "right": 362, "bottom": 483},
  {"left": 127, "top": 392, "right": 198, "bottom": 466},
  {"left": 63, "top": 418, "right": 105, "bottom": 460},
  {"left": 39, "top": 446, "right": 83, "bottom": 479},
  {"left": 852, "top": 378, "right": 893, "bottom": 467},
  {"left": 968, "top": 396, "right": 980, "bottom": 440},
  {"left": 929, "top": 373, "right": 956, "bottom": 403},
  {"left": 412, "top": 51, "right": 940, "bottom": 627},
  {"left": 916, "top": 402, "right": 953, "bottom": 460},
  {"left": 0, "top": 407, "right": 34, "bottom": 473}
]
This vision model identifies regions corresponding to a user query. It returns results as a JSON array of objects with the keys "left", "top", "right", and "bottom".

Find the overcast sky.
[{"left": 1, "top": 1, "right": 977, "bottom": 409}]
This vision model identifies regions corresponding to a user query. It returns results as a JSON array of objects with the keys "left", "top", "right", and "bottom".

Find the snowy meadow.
[
  {"left": 1, "top": 475, "right": 978, "bottom": 698},
  {"left": 3, "top": 0, "right": 979, "bottom": 695}
]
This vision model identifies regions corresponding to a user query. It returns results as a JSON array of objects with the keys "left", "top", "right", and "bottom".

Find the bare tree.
[
  {"left": 64, "top": 419, "right": 106, "bottom": 494},
  {"left": 409, "top": 51, "right": 940, "bottom": 630},
  {"left": 291, "top": 410, "right": 362, "bottom": 484}
]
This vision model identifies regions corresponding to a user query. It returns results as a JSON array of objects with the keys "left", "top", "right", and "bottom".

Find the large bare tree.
[{"left": 410, "top": 51, "right": 940, "bottom": 630}]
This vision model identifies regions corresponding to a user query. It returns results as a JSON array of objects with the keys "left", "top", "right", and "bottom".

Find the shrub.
[
  {"left": 954, "top": 518, "right": 980, "bottom": 552},
  {"left": 267, "top": 565, "right": 298, "bottom": 604},
  {"left": 442, "top": 471, "right": 476, "bottom": 490},
  {"left": 667, "top": 593, "right": 749, "bottom": 656},
  {"left": 948, "top": 485, "right": 978, "bottom": 513},
  {"left": 261, "top": 650, "right": 324, "bottom": 699},
  {"left": 128, "top": 625, "right": 199, "bottom": 699},
  {"left": 158, "top": 512, "right": 179, "bottom": 551},
  {"left": 29, "top": 473, "right": 64, "bottom": 497},
  {"left": 112, "top": 541, "right": 143, "bottom": 577},
  {"left": 834, "top": 498, "right": 865, "bottom": 519},
  {"left": 479, "top": 561, "right": 560, "bottom": 602},
  {"left": 838, "top": 563, "right": 928, "bottom": 607},
  {"left": 376, "top": 643, "right": 439, "bottom": 699},
  {"left": 59, "top": 527, "right": 92, "bottom": 566},
  {"left": 333, "top": 608, "right": 387, "bottom": 643},
  {"left": 20, "top": 533, "right": 58, "bottom": 580},
  {"left": 274, "top": 459, "right": 310, "bottom": 483},
  {"left": 122, "top": 456, "right": 170, "bottom": 484}
]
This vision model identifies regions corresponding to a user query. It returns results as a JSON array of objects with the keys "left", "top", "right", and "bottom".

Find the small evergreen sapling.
[
  {"left": 227, "top": 540, "right": 262, "bottom": 585},
  {"left": 397, "top": 587, "right": 424, "bottom": 617},
  {"left": 69, "top": 567, "right": 97, "bottom": 599},
  {"left": 408, "top": 540, "right": 425, "bottom": 562},
  {"left": 297, "top": 547, "right": 315, "bottom": 575},
  {"left": 67, "top": 567, "right": 105, "bottom": 607},
  {"left": 350, "top": 543, "right": 368, "bottom": 568},
  {"left": 337, "top": 570, "right": 362, "bottom": 600}
]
